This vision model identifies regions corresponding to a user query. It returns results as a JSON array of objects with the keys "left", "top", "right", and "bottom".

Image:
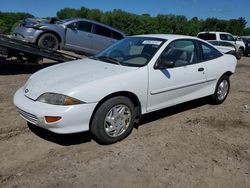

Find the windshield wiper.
[{"left": 91, "top": 56, "right": 121, "bottom": 65}]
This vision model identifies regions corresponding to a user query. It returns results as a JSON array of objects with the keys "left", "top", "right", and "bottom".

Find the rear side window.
[
  {"left": 94, "top": 24, "right": 112, "bottom": 38},
  {"left": 112, "top": 31, "right": 124, "bottom": 40},
  {"left": 197, "top": 33, "right": 216, "bottom": 40},
  {"left": 200, "top": 42, "right": 222, "bottom": 61}
]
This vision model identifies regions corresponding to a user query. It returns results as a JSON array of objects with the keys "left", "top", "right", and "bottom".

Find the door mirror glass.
[{"left": 155, "top": 59, "right": 175, "bottom": 69}]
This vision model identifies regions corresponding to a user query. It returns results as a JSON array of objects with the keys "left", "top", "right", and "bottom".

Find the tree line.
[
  {"left": 0, "top": 12, "right": 33, "bottom": 34},
  {"left": 0, "top": 7, "right": 250, "bottom": 36}
]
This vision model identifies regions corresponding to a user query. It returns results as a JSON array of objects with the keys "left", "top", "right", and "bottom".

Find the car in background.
[
  {"left": 197, "top": 31, "right": 245, "bottom": 59},
  {"left": 14, "top": 34, "right": 237, "bottom": 144},
  {"left": 208, "top": 41, "right": 236, "bottom": 57},
  {"left": 241, "top": 36, "right": 250, "bottom": 56},
  {"left": 12, "top": 17, "right": 126, "bottom": 55}
]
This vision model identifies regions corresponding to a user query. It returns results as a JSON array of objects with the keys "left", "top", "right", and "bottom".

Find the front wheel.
[
  {"left": 210, "top": 75, "right": 230, "bottom": 104},
  {"left": 91, "top": 96, "right": 135, "bottom": 144},
  {"left": 236, "top": 48, "right": 244, "bottom": 60},
  {"left": 37, "top": 33, "right": 59, "bottom": 51}
]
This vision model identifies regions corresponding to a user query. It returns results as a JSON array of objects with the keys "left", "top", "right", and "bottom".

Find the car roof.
[
  {"left": 198, "top": 31, "right": 231, "bottom": 35},
  {"left": 63, "top": 18, "right": 126, "bottom": 36},
  {"left": 133, "top": 34, "right": 200, "bottom": 41}
]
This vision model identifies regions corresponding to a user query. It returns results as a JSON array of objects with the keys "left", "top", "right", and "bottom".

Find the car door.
[
  {"left": 91, "top": 24, "right": 116, "bottom": 53},
  {"left": 147, "top": 39, "right": 208, "bottom": 112},
  {"left": 64, "top": 20, "right": 94, "bottom": 54}
]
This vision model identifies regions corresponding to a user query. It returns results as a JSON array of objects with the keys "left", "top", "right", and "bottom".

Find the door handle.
[
  {"left": 87, "top": 34, "right": 93, "bottom": 38},
  {"left": 198, "top": 67, "right": 204, "bottom": 72}
]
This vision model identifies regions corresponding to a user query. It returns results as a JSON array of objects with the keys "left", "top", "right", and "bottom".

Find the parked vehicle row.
[
  {"left": 241, "top": 36, "right": 250, "bottom": 56},
  {"left": 14, "top": 34, "right": 237, "bottom": 144},
  {"left": 197, "top": 31, "right": 245, "bottom": 59}
]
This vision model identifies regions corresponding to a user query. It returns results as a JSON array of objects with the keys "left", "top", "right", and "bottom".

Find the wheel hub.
[
  {"left": 217, "top": 80, "right": 229, "bottom": 101},
  {"left": 104, "top": 105, "right": 131, "bottom": 137}
]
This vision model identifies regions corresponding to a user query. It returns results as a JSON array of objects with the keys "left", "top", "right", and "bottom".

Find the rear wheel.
[
  {"left": 38, "top": 33, "right": 59, "bottom": 51},
  {"left": 210, "top": 75, "right": 230, "bottom": 104},
  {"left": 91, "top": 96, "right": 135, "bottom": 144}
]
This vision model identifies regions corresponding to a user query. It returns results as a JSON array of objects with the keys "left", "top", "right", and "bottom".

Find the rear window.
[
  {"left": 197, "top": 33, "right": 216, "bottom": 40},
  {"left": 200, "top": 41, "right": 222, "bottom": 61}
]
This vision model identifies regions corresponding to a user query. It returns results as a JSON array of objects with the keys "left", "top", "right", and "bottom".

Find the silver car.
[{"left": 12, "top": 18, "right": 125, "bottom": 55}]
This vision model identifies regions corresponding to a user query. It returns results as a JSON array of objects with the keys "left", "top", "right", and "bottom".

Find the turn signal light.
[{"left": 45, "top": 116, "right": 62, "bottom": 123}]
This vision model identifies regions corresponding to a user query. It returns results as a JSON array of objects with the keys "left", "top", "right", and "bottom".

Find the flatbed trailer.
[{"left": 0, "top": 34, "right": 81, "bottom": 64}]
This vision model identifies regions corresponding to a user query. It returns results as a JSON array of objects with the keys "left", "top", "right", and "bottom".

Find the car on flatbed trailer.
[
  {"left": 12, "top": 18, "right": 125, "bottom": 55},
  {"left": 0, "top": 34, "right": 80, "bottom": 64}
]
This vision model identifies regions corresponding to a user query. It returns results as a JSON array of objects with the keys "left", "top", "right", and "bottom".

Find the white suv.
[{"left": 197, "top": 31, "right": 245, "bottom": 59}]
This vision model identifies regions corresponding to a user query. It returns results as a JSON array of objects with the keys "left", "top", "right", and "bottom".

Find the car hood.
[
  {"left": 215, "top": 45, "right": 235, "bottom": 54},
  {"left": 24, "top": 58, "right": 138, "bottom": 100}
]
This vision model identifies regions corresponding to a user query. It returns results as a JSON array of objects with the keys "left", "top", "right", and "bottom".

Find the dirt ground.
[{"left": 0, "top": 57, "right": 249, "bottom": 188}]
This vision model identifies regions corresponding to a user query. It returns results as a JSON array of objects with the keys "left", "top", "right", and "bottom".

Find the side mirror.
[{"left": 155, "top": 59, "right": 175, "bottom": 69}]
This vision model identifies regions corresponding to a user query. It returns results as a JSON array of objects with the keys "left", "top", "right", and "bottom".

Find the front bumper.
[
  {"left": 12, "top": 26, "right": 43, "bottom": 43},
  {"left": 13, "top": 87, "right": 97, "bottom": 134}
]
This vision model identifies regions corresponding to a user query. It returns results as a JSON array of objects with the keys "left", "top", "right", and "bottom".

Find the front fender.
[
  {"left": 37, "top": 25, "right": 66, "bottom": 49},
  {"left": 65, "top": 66, "right": 149, "bottom": 114}
]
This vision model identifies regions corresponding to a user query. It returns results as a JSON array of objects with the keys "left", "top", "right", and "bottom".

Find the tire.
[
  {"left": 236, "top": 48, "right": 244, "bottom": 60},
  {"left": 210, "top": 75, "right": 230, "bottom": 104},
  {"left": 91, "top": 96, "right": 135, "bottom": 144},
  {"left": 37, "top": 33, "right": 59, "bottom": 51}
]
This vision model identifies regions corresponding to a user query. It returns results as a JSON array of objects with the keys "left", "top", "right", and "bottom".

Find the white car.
[{"left": 14, "top": 34, "right": 237, "bottom": 144}]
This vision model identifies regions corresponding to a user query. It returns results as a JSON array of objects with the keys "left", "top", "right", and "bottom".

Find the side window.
[
  {"left": 220, "top": 34, "right": 235, "bottom": 41},
  {"left": 220, "top": 34, "right": 227, "bottom": 41},
  {"left": 159, "top": 40, "right": 198, "bottom": 67},
  {"left": 226, "top": 34, "right": 235, "bottom": 41},
  {"left": 68, "top": 21, "right": 92, "bottom": 32},
  {"left": 94, "top": 24, "right": 112, "bottom": 38},
  {"left": 200, "top": 42, "right": 222, "bottom": 61},
  {"left": 77, "top": 21, "right": 92, "bottom": 32},
  {"left": 197, "top": 33, "right": 216, "bottom": 40},
  {"left": 112, "top": 31, "right": 124, "bottom": 40}
]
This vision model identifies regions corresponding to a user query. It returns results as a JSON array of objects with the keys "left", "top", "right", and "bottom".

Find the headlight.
[
  {"left": 37, "top": 93, "right": 85, "bottom": 105},
  {"left": 32, "top": 24, "right": 43, "bottom": 28},
  {"left": 248, "top": 43, "right": 250, "bottom": 47}
]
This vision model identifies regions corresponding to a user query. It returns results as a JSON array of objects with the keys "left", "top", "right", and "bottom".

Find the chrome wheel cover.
[
  {"left": 217, "top": 80, "right": 229, "bottom": 101},
  {"left": 104, "top": 104, "right": 131, "bottom": 137}
]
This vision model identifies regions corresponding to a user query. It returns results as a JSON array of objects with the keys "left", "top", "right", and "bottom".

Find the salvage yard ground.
[{"left": 0, "top": 57, "right": 249, "bottom": 188}]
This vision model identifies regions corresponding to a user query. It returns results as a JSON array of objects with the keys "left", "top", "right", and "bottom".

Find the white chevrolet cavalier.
[{"left": 14, "top": 34, "right": 237, "bottom": 144}]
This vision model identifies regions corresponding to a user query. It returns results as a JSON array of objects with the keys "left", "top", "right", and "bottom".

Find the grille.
[{"left": 16, "top": 107, "right": 38, "bottom": 125}]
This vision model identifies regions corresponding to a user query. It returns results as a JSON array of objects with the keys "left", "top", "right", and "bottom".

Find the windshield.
[{"left": 92, "top": 37, "right": 166, "bottom": 67}]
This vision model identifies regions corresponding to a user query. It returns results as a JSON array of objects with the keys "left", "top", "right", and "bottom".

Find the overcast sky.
[{"left": 1, "top": 0, "right": 249, "bottom": 26}]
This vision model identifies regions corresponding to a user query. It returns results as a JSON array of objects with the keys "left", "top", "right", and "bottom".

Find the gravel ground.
[{"left": 0, "top": 57, "right": 249, "bottom": 188}]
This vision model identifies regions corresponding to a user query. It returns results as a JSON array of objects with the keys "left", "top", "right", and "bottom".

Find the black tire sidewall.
[
  {"left": 38, "top": 33, "right": 59, "bottom": 51},
  {"left": 236, "top": 48, "right": 243, "bottom": 60},
  {"left": 91, "top": 96, "right": 135, "bottom": 144}
]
